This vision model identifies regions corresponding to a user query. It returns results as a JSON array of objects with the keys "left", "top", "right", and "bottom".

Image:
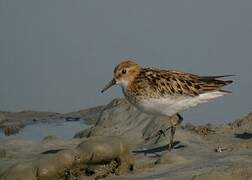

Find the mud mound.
[
  {"left": 74, "top": 98, "right": 179, "bottom": 146},
  {"left": 1, "top": 136, "right": 133, "bottom": 180},
  {"left": 228, "top": 112, "right": 252, "bottom": 130}
]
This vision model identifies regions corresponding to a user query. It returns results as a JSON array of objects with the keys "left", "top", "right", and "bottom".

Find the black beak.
[{"left": 101, "top": 78, "right": 116, "bottom": 93}]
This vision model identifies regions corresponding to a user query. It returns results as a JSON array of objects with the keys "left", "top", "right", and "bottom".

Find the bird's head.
[{"left": 101, "top": 60, "right": 141, "bottom": 93}]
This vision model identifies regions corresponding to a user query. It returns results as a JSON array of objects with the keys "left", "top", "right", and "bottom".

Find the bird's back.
[{"left": 127, "top": 68, "right": 233, "bottom": 98}]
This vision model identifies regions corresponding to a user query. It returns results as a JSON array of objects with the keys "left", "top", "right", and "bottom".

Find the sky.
[{"left": 0, "top": 0, "right": 252, "bottom": 124}]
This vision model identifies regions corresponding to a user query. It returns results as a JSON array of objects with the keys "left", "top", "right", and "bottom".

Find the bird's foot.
[
  {"left": 168, "top": 142, "right": 174, "bottom": 151},
  {"left": 168, "top": 126, "right": 176, "bottom": 151}
]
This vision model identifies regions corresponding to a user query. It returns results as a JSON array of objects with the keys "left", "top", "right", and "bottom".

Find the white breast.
[{"left": 132, "top": 91, "right": 227, "bottom": 117}]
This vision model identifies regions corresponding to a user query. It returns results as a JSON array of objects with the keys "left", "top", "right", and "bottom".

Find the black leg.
[
  {"left": 168, "top": 126, "right": 176, "bottom": 151},
  {"left": 145, "top": 128, "right": 166, "bottom": 142},
  {"left": 154, "top": 129, "right": 167, "bottom": 144},
  {"left": 146, "top": 114, "right": 183, "bottom": 145}
]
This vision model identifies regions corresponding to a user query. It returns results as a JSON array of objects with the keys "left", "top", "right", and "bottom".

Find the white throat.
[{"left": 117, "top": 79, "right": 129, "bottom": 90}]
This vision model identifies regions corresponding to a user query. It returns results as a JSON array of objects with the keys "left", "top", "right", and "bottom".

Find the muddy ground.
[{"left": 0, "top": 98, "right": 251, "bottom": 179}]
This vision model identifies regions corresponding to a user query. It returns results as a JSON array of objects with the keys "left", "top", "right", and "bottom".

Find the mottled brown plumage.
[
  {"left": 127, "top": 67, "right": 233, "bottom": 98},
  {"left": 101, "top": 60, "right": 234, "bottom": 151}
]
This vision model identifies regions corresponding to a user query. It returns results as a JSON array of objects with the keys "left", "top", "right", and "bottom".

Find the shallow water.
[{"left": 0, "top": 120, "right": 89, "bottom": 141}]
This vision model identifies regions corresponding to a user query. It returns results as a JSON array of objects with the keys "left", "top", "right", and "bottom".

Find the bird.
[{"left": 101, "top": 60, "right": 233, "bottom": 150}]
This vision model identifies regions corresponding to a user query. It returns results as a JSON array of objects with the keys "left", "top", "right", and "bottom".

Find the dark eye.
[{"left": 122, "top": 69, "right": 127, "bottom": 74}]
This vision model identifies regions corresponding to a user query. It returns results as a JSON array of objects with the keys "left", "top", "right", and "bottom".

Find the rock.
[
  {"left": 73, "top": 128, "right": 92, "bottom": 138},
  {"left": 36, "top": 150, "right": 80, "bottom": 180},
  {"left": 228, "top": 112, "right": 252, "bottom": 130},
  {"left": 77, "top": 136, "right": 133, "bottom": 165},
  {"left": 82, "top": 98, "right": 179, "bottom": 145},
  {"left": 1, "top": 136, "right": 134, "bottom": 180}
]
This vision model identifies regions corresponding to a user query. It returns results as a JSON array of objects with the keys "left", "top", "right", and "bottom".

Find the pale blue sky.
[{"left": 0, "top": 0, "right": 251, "bottom": 124}]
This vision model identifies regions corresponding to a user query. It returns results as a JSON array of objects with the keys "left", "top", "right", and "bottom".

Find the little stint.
[{"left": 101, "top": 60, "right": 233, "bottom": 150}]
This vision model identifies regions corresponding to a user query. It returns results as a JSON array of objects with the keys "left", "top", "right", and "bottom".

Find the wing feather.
[{"left": 129, "top": 68, "right": 234, "bottom": 98}]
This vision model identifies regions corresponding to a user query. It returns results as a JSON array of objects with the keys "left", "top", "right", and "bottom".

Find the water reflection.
[{"left": 0, "top": 120, "right": 89, "bottom": 140}]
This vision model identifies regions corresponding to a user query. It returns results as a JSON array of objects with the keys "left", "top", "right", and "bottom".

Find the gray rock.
[
  {"left": 80, "top": 98, "right": 179, "bottom": 145},
  {"left": 1, "top": 136, "right": 133, "bottom": 180},
  {"left": 228, "top": 112, "right": 252, "bottom": 130},
  {"left": 73, "top": 128, "right": 92, "bottom": 138}
]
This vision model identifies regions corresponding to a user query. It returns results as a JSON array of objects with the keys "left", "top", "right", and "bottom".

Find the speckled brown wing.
[
  {"left": 166, "top": 70, "right": 233, "bottom": 96},
  {"left": 129, "top": 68, "right": 233, "bottom": 98}
]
